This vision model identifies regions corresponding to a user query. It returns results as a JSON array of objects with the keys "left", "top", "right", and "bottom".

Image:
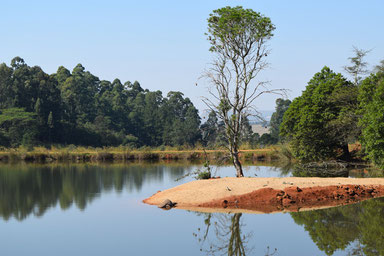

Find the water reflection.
[
  {"left": 290, "top": 197, "right": 384, "bottom": 256},
  {"left": 0, "top": 163, "right": 190, "bottom": 221},
  {"left": 1, "top": 162, "right": 383, "bottom": 255},
  {"left": 194, "top": 212, "right": 278, "bottom": 256}
]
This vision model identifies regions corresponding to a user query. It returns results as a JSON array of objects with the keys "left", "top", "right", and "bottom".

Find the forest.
[
  {"left": 0, "top": 57, "right": 275, "bottom": 149},
  {"left": 2, "top": 55, "right": 384, "bottom": 170},
  {"left": 0, "top": 57, "right": 204, "bottom": 148}
]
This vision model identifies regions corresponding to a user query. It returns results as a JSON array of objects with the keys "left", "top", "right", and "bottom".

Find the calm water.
[{"left": 0, "top": 163, "right": 383, "bottom": 256}]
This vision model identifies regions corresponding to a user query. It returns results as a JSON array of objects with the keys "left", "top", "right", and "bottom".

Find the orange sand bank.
[{"left": 143, "top": 177, "right": 384, "bottom": 213}]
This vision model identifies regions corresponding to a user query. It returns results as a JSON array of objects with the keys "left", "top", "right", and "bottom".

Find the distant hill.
[
  {"left": 248, "top": 110, "right": 274, "bottom": 124},
  {"left": 200, "top": 109, "right": 274, "bottom": 125}
]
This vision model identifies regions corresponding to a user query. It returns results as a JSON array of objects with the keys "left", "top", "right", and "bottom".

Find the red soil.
[{"left": 198, "top": 184, "right": 384, "bottom": 213}]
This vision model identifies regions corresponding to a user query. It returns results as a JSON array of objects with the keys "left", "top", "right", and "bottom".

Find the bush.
[{"left": 196, "top": 170, "right": 211, "bottom": 180}]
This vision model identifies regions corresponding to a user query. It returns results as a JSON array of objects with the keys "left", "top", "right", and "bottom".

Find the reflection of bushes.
[
  {"left": 0, "top": 163, "right": 188, "bottom": 221},
  {"left": 291, "top": 197, "right": 384, "bottom": 255}
]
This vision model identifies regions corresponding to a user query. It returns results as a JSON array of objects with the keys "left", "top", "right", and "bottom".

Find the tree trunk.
[
  {"left": 232, "top": 151, "right": 244, "bottom": 177},
  {"left": 340, "top": 144, "right": 351, "bottom": 161}
]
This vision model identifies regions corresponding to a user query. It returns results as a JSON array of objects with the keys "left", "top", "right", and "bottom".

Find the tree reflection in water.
[
  {"left": 291, "top": 197, "right": 384, "bottom": 256},
  {"left": 0, "top": 163, "right": 190, "bottom": 221},
  {"left": 194, "top": 212, "right": 277, "bottom": 256}
]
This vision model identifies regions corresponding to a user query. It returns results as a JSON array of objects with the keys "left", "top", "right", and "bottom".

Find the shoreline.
[
  {"left": 143, "top": 177, "right": 384, "bottom": 214},
  {"left": 0, "top": 148, "right": 279, "bottom": 163}
]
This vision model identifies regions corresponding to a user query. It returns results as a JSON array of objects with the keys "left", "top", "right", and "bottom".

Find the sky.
[{"left": 1, "top": 0, "right": 384, "bottom": 117}]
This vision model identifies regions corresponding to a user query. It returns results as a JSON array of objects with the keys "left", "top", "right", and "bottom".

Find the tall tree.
[
  {"left": 343, "top": 46, "right": 371, "bottom": 86},
  {"left": 240, "top": 115, "right": 254, "bottom": 145},
  {"left": 270, "top": 98, "right": 291, "bottom": 143},
  {"left": 0, "top": 63, "right": 13, "bottom": 109},
  {"left": 374, "top": 59, "right": 384, "bottom": 73},
  {"left": 201, "top": 110, "right": 219, "bottom": 147},
  {"left": 162, "top": 92, "right": 200, "bottom": 146},
  {"left": 281, "top": 67, "right": 357, "bottom": 162},
  {"left": 203, "top": 6, "right": 278, "bottom": 177},
  {"left": 358, "top": 72, "right": 384, "bottom": 168}
]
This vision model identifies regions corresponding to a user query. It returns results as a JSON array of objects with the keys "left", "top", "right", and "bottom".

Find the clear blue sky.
[{"left": 1, "top": 0, "right": 383, "bottom": 116}]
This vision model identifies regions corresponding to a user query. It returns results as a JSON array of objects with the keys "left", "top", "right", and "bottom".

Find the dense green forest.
[
  {"left": 0, "top": 57, "right": 269, "bottom": 149},
  {"left": 0, "top": 57, "right": 203, "bottom": 147}
]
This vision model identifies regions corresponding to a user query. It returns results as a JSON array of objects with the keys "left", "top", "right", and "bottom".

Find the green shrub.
[{"left": 196, "top": 170, "right": 211, "bottom": 180}]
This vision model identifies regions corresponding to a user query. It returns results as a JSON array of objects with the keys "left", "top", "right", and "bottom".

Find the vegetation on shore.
[
  {"left": 281, "top": 50, "right": 384, "bottom": 169},
  {"left": 0, "top": 146, "right": 282, "bottom": 163}
]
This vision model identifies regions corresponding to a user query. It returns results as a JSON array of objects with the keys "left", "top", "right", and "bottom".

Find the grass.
[{"left": 0, "top": 145, "right": 283, "bottom": 163}]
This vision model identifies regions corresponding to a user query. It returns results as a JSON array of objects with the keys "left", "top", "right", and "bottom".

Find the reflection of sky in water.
[{"left": 0, "top": 164, "right": 382, "bottom": 256}]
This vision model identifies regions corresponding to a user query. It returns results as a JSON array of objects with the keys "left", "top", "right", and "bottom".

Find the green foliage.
[
  {"left": 343, "top": 46, "right": 370, "bottom": 86},
  {"left": 0, "top": 57, "right": 202, "bottom": 148},
  {"left": 207, "top": 6, "right": 275, "bottom": 53},
  {"left": 0, "top": 108, "right": 38, "bottom": 147},
  {"left": 270, "top": 98, "right": 291, "bottom": 143},
  {"left": 162, "top": 92, "right": 201, "bottom": 146},
  {"left": 374, "top": 59, "right": 384, "bottom": 73},
  {"left": 258, "top": 133, "right": 274, "bottom": 146},
  {"left": 280, "top": 67, "right": 358, "bottom": 162},
  {"left": 240, "top": 116, "right": 254, "bottom": 144},
  {"left": 201, "top": 110, "right": 219, "bottom": 147},
  {"left": 358, "top": 72, "right": 384, "bottom": 168},
  {"left": 196, "top": 170, "right": 211, "bottom": 180}
]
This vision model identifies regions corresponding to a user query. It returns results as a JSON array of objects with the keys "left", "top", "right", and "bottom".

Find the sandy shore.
[{"left": 143, "top": 177, "right": 384, "bottom": 213}]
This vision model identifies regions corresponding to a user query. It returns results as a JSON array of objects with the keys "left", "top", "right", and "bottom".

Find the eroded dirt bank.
[
  {"left": 143, "top": 177, "right": 384, "bottom": 213},
  {"left": 199, "top": 184, "right": 384, "bottom": 213}
]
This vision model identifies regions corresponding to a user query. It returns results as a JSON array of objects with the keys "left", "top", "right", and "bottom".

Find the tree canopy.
[
  {"left": 269, "top": 98, "right": 291, "bottom": 143},
  {"left": 358, "top": 71, "right": 384, "bottom": 168},
  {"left": 0, "top": 57, "right": 201, "bottom": 148},
  {"left": 280, "top": 67, "right": 358, "bottom": 162}
]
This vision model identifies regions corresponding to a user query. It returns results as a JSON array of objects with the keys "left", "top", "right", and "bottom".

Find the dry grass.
[{"left": 0, "top": 146, "right": 282, "bottom": 163}]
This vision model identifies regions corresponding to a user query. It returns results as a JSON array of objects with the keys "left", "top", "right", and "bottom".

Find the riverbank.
[
  {"left": 0, "top": 147, "right": 280, "bottom": 163},
  {"left": 143, "top": 177, "right": 384, "bottom": 214}
]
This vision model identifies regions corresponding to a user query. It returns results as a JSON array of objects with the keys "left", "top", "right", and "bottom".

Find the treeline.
[
  {"left": 280, "top": 58, "right": 384, "bottom": 168},
  {"left": 0, "top": 57, "right": 275, "bottom": 149},
  {"left": 0, "top": 57, "right": 201, "bottom": 147}
]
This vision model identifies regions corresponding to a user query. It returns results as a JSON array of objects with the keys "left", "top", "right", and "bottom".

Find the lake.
[{"left": 0, "top": 162, "right": 383, "bottom": 256}]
